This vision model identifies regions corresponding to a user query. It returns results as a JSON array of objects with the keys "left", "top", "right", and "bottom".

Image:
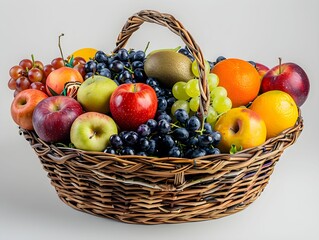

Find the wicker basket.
[{"left": 19, "top": 10, "right": 303, "bottom": 224}]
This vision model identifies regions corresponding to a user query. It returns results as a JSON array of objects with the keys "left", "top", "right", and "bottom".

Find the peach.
[{"left": 46, "top": 67, "right": 83, "bottom": 96}]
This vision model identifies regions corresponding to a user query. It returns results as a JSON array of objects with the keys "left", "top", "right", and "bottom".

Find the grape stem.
[
  {"left": 124, "top": 66, "right": 134, "bottom": 74},
  {"left": 144, "top": 41, "right": 150, "bottom": 53},
  {"left": 31, "top": 54, "right": 35, "bottom": 68},
  {"left": 58, "top": 33, "right": 65, "bottom": 66},
  {"left": 170, "top": 122, "right": 181, "bottom": 128},
  {"left": 198, "top": 116, "right": 207, "bottom": 135}
]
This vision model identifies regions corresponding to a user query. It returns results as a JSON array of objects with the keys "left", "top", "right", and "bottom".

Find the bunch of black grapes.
[
  {"left": 84, "top": 49, "right": 147, "bottom": 84},
  {"left": 105, "top": 109, "right": 221, "bottom": 158}
]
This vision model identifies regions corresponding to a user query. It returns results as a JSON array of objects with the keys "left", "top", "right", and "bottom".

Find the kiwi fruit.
[{"left": 144, "top": 50, "right": 194, "bottom": 87}]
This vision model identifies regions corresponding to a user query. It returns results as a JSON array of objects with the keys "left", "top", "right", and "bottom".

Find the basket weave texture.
[{"left": 20, "top": 10, "right": 303, "bottom": 224}]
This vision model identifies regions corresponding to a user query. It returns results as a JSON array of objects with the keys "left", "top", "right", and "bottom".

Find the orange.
[
  {"left": 212, "top": 58, "right": 260, "bottom": 107},
  {"left": 70, "top": 48, "right": 98, "bottom": 62},
  {"left": 250, "top": 90, "right": 298, "bottom": 139}
]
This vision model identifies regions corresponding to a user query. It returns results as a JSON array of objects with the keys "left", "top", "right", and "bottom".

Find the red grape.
[
  {"left": 14, "top": 89, "right": 21, "bottom": 97},
  {"left": 15, "top": 76, "right": 31, "bottom": 91},
  {"left": 73, "top": 63, "right": 86, "bottom": 78},
  {"left": 8, "top": 78, "right": 16, "bottom": 90},
  {"left": 30, "top": 82, "right": 46, "bottom": 94},
  {"left": 43, "top": 64, "right": 55, "bottom": 77},
  {"left": 19, "top": 59, "right": 33, "bottom": 70},
  {"left": 9, "top": 65, "right": 25, "bottom": 80},
  {"left": 73, "top": 57, "right": 86, "bottom": 66},
  {"left": 51, "top": 57, "right": 65, "bottom": 69},
  {"left": 28, "top": 68, "right": 44, "bottom": 82},
  {"left": 41, "top": 77, "right": 47, "bottom": 86},
  {"left": 34, "top": 60, "right": 44, "bottom": 70}
]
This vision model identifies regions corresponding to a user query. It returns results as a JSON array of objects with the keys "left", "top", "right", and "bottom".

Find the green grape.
[
  {"left": 171, "top": 100, "right": 190, "bottom": 115},
  {"left": 172, "top": 81, "right": 189, "bottom": 100},
  {"left": 185, "top": 79, "right": 200, "bottom": 97},
  {"left": 213, "top": 96, "right": 232, "bottom": 114},
  {"left": 189, "top": 96, "right": 200, "bottom": 112},
  {"left": 205, "top": 61, "right": 210, "bottom": 74},
  {"left": 191, "top": 61, "right": 199, "bottom": 77},
  {"left": 207, "top": 73, "right": 219, "bottom": 91},
  {"left": 210, "top": 86, "right": 227, "bottom": 102},
  {"left": 191, "top": 60, "right": 210, "bottom": 77},
  {"left": 206, "top": 106, "right": 218, "bottom": 127}
]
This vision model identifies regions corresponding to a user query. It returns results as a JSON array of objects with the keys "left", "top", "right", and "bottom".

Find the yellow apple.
[
  {"left": 70, "top": 112, "right": 118, "bottom": 151},
  {"left": 77, "top": 75, "right": 118, "bottom": 114},
  {"left": 214, "top": 108, "right": 267, "bottom": 153}
]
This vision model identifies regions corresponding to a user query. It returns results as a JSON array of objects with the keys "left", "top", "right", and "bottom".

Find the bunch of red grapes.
[{"left": 8, "top": 56, "right": 86, "bottom": 97}]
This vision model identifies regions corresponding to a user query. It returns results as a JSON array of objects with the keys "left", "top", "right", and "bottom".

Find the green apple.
[
  {"left": 70, "top": 112, "right": 118, "bottom": 151},
  {"left": 77, "top": 75, "right": 118, "bottom": 114}
]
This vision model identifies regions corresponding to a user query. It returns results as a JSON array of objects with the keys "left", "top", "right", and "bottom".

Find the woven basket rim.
[{"left": 20, "top": 111, "right": 303, "bottom": 165}]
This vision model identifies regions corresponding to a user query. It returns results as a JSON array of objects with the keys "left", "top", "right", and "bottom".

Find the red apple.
[
  {"left": 11, "top": 89, "right": 48, "bottom": 130},
  {"left": 32, "top": 96, "right": 83, "bottom": 143},
  {"left": 110, "top": 83, "right": 157, "bottom": 131},
  {"left": 46, "top": 66, "right": 83, "bottom": 96},
  {"left": 261, "top": 61, "right": 310, "bottom": 106},
  {"left": 255, "top": 62, "right": 269, "bottom": 80}
]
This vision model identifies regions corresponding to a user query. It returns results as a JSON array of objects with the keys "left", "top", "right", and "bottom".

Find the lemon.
[{"left": 250, "top": 90, "right": 298, "bottom": 139}]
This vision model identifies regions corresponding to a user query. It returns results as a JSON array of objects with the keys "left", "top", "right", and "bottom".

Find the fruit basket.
[{"left": 17, "top": 10, "right": 304, "bottom": 224}]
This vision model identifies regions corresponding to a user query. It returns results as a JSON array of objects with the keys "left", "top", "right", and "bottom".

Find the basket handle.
[{"left": 114, "top": 9, "right": 210, "bottom": 117}]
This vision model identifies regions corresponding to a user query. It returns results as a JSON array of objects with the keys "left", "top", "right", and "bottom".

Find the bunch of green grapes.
[{"left": 171, "top": 60, "right": 232, "bottom": 126}]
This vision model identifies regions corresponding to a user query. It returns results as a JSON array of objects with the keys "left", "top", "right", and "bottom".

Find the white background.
[{"left": 1, "top": 0, "right": 318, "bottom": 239}]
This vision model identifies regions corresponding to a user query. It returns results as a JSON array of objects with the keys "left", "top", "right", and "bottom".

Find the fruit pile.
[{"left": 8, "top": 45, "right": 310, "bottom": 158}]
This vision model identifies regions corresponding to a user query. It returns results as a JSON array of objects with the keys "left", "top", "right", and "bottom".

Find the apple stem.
[
  {"left": 174, "top": 46, "right": 182, "bottom": 52},
  {"left": 92, "top": 67, "right": 96, "bottom": 78},
  {"left": 58, "top": 33, "right": 66, "bottom": 66},
  {"left": 278, "top": 57, "right": 282, "bottom": 74},
  {"left": 133, "top": 83, "right": 137, "bottom": 93},
  {"left": 89, "top": 131, "right": 96, "bottom": 139}
]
